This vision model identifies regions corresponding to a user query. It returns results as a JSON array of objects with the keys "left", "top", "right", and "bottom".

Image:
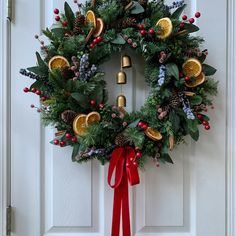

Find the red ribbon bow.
[{"left": 107, "top": 146, "right": 140, "bottom": 236}]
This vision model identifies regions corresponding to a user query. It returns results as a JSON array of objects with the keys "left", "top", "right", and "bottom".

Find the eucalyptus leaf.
[
  {"left": 130, "top": 1, "right": 145, "bottom": 14},
  {"left": 166, "top": 63, "right": 179, "bottom": 79},
  {"left": 36, "top": 52, "right": 48, "bottom": 71},
  {"left": 189, "top": 129, "right": 199, "bottom": 141},
  {"left": 64, "top": 2, "right": 75, "bottom": 30},
  {"left": 128, "top": 119, "right": 140, "bottom": 128},
  {"left": 71, "top": 93, "right": 88, "bottom": 104},
  {"left": 111, "top": 34, "right": 126, "bottom": 44},
  {"left": 184, "top": 23, "right": 199, "bottom": 33}
]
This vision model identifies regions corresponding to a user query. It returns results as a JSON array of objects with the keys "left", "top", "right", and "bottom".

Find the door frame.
[
  {"left": 0, "top": 0, "right": 11, "bottom": 235},
  {"left": 0, "top": 0, "right": 235, "bottom": 235}
]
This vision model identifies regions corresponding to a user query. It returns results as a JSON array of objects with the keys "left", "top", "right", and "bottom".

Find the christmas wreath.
[
  {"left": 20, "top": 1, "right": 218, "bottom": 234},
  {"left": 20, "top": 0, "right": 218, "bottom": 166}
]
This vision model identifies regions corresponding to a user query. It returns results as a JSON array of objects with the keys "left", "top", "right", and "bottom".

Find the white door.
[{"left": 9, "top": 0, "right": 228, "bottom": 235}]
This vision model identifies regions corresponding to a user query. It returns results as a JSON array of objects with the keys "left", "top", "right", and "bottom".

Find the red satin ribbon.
[{"left": 107, "top": 146, "right": 140, "bottom": 236}]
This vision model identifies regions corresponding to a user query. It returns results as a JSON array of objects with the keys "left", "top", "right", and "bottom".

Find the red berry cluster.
[
  {"left": 54, "top": 133, "right": 78, "bottom": 147},
  {"left": 126, "top": 147, "right": 141, "bottom": 168},
  {"left": 138, "top": 24, "right": 156, "bottom": 37},
  {"left": 138, "top": 120, "right": 148, "bottom": 130},
  {"left": 90, "top": 36, "right": 103, "bottom": 49},
  {"left": 24, "top": 87, "right": 47, "bottom": 102},
  {"left": 54, "top": 8, "right": 68, "bottom": 27},
  {"left": 197, "top": 114, "right": 211, "bottom": 130},
  {"left": 123, "top": 35, "right": 138, "bottom": 48},
  {"left": 180, "top": 12, "right": 201, "bottom": 29}
]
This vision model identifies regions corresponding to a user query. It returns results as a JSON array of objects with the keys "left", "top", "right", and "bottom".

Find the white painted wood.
[{"left": 8, "top": 0, "right": 232, "bottom": 236}]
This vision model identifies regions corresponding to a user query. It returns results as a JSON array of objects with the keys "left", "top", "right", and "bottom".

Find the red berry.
[
  {"left": 36, "top": 90, "right": 41, "bottom": 96},
  {"left": 90, "top": 43, "right": 95, "bottom": 49},
  {"left": 136, "top": 152, "right": 142, "bottom": 158},
  {"left": 179, "top": 23, "right": 185, "bottom": 29},
  {"left": 54, "top": 8, "right": 59, "bottom": 14},
  {"left": 138, "top": 121, "right": 145, "bottom": 128},
  {"left": 93, "top": 38, "right": 98, "bottom": 44},
  {"left": 97, "top": 36, "right": 103, "bottom": 42},
  {"left": 138, "top": 24, "right": 144, "bottom": 30},
  {"left": 135, "top": 147, "right": 140, "bottom": 152},
  {"left": 60, "top": 141, "right": 65, "bottom": 147},
  {"left": 195, "top": 12, "right": 201, "bottom": 18},
  {"left": 202, "top": 120, "right": 208, "bottom": 126},
  {"left": 41, "top": 96, "right": 47, "bottom": 102},
  {"left": 63, "top": 21, "right": 68, "bottom": 27},
  {"left": 90, "top": 100, "right": 96, "bottom": 106},
  {"left": 179, "top": 72, "right": 184, "bottom": 77},
  {"left": 142, "top": 124, "right": 148, "bottom": 130},
  {"left": 30, "top": 104, "right": 35, "bottom": 108},
  {"left": 182, "top": 15, "right": 188, "bottom": 20},
  {"left": 133, "top": 161, "right": 138, "bottom": 167},
  {"left": 71, "top": 137, "right": 77, "bottom": 143},
  {"left": 23, "top": 87, "right": 29, "bottom": 93},
  {"left": 55, "top": 16, "right": 60, "bottom": 22},
  {"left": 185, "top": 76, "right": 190, "bottom": 81},
  {"left": 54, "top": 139, "right": 59, "bottom": 145},
  {"left": 140, "top": 30, "right": 146, "bottom": 36},
  {"left": 31, "top": 88, "right": 36, "bottom": 93},
  {"left": 65, "top": 133, "right": 71, "bottom": 139},
  {"left": 149, "top": 28, "right": 155, "bottom": 35},
  {"left": 189, "top": 18, "right": 195, "bottom": 24},
  {"left": 197, "top": 114, "right": 203, "bottom": 120},
  {"left": 205, "top": 125, "right": 211, "bottom": 130}
]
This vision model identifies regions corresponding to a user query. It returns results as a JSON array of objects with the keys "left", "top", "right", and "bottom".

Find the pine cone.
[
  {"left": 122, "top": 17, "right": 137, "bottom": 28},
  {"left": 115, "top": 133, "right": 129, "bottom": 147},
  {"left": 169, "top": 94, "right": 181, "bottom": 109},
  {"left": 61, "top": 110, "right": 77, "bottom": 125},
  {"left": 73, "top": 12, "right": 85, "bottom": 35}
]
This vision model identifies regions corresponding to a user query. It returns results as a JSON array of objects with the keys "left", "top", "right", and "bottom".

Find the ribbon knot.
[{"left": 107, "top": 146, "right": 140, "bottom": 236}]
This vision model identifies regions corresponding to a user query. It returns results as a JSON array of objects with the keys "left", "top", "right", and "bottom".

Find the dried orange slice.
[
  {"left": 86, "top": 112, "right": 101, "bottom": 126},
  {"left": 186, "top": 73, "right": 206, "bottom": 88},
  {"left": 73, "top": 114, "right": 87, "bottom": 136},
  {"left": 93, "top": 18, "right": 104, "bottom": 37},
  {"left": 182, "top": 58, "right": 202, "bottom": 77},
  {"left": 156, "top": 17, "right": 173, "bottom": 39},
  {"left": 145, "top": 127, "right": 162, "bottom": 141},
  {"left": 48, "top": 56, "right": 70, "bottom": 71},
  {"left": 85, "top": 10, "right": 97, "bottom": 28}
]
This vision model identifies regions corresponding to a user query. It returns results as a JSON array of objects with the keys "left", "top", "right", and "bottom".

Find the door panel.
[{"left": 11, "top": 0, "right": 227, "bottom": 235}]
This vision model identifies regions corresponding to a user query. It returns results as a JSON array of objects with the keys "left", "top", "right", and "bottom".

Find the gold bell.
[
  {"left": 117, "top": 71, "right": 127, "bottom": 84},
  {"left": 122, "top": 55, "right": 132, "bottom": 69},
  {"left": 117, "top": 95, "right": 126, "bottom": 107}
]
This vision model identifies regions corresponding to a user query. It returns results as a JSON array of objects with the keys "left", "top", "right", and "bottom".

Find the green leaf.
[
  {"left": 36, "top": 52, "right": 48, "bottom": 70},
  {"left": 30, "top": 81, "right": 45, "bottom": 90},
  {"left": 71, "top": 93, "right": 88, "bottom": 104},
  {"left": 166, "top": 63, "right": 179, "bottom": 79},
  {"left": 111, "top": 34, "right": 126, "bottom": 44},
  {"left": 189, "top": 95, "right": 203, "bottom": 105},
  {"left": 162, "top": 153, "right": 174, "bottom": 164},
  {"left": 72, "top": 144, "right": 80, "bottom": 162},
  {"left": 128, "top": 119, "right": 140, "bottom": 128},
  {"left": 64, "top": 2, "right": 75, "bottom": 30},
  {"left": 184, "top": 23, "right": 199, "bottom": 33},
  {"left": 171, "top": 4, "right": 186, "bottom": 19},
  {"left": 169, "top": 110, "right": 180, "bottom": 133},
  {"left": 202, "top": 64, "right": 217, "bottom": 76},
  {"left": 27, "top": 66, "right": 48, "bottom": 76},
  {"left": 189, "top": 129, "right": 199, "bottom": 141},
  {"left": 130, "top": 1, "right": 145, "bottom": 14},
  {"left": 187, "top": 119, "right": 198, "bottom": 133}
]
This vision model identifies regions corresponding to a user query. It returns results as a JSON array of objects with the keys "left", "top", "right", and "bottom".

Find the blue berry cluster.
[
  {"left": 158, "top": 65, "right": 166, "bottom": 87},
  {"left": 179, "top": 93, "right": 195, "bottom": 120},
  {"left": 79, "top": 54, "right": 97, "bottom": 82},
  {"left": 166, "top": 1, "right": 185, "bottom": 10}
]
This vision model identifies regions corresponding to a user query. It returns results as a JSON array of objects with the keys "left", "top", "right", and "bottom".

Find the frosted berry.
[
  {"left": 23, "top": 87, "right": 30, "bottom": 93},
  {"left": 54, "top": 8, "right": 59, "bottom": 14},
  {"left": 189, "top": 18, "right": 195, "bottom": 24},
  {"left": 55, "top": 16, "right": 61, "bottom": 22},
  {"left": 127, "top": 38, "right": 133, "bottom": 44},
  {"left": 182, "top": 15, "right": 187, "bottom": 20},
  {"left": 195, "top": 12, "right": 201, "bottom": 18},
  {"left": 34, "top": 35, "right": 39, "bottom": 39},
  {"left": 54, "top": 139, "right": 60, "bottom": 145},
  {"left": 99, "top": 103, "right": 105, "bottom": 109}
]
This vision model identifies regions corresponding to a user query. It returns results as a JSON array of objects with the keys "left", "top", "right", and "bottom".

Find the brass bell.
[
  {"left": 117, "top": 95, "right": 126, "bottom": 107},
  {"left": 117, "top": 71, "right": 127, "bottom": 84},
  {"left": 122, "top": 55, "right": 132, "bottom": 68}
]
